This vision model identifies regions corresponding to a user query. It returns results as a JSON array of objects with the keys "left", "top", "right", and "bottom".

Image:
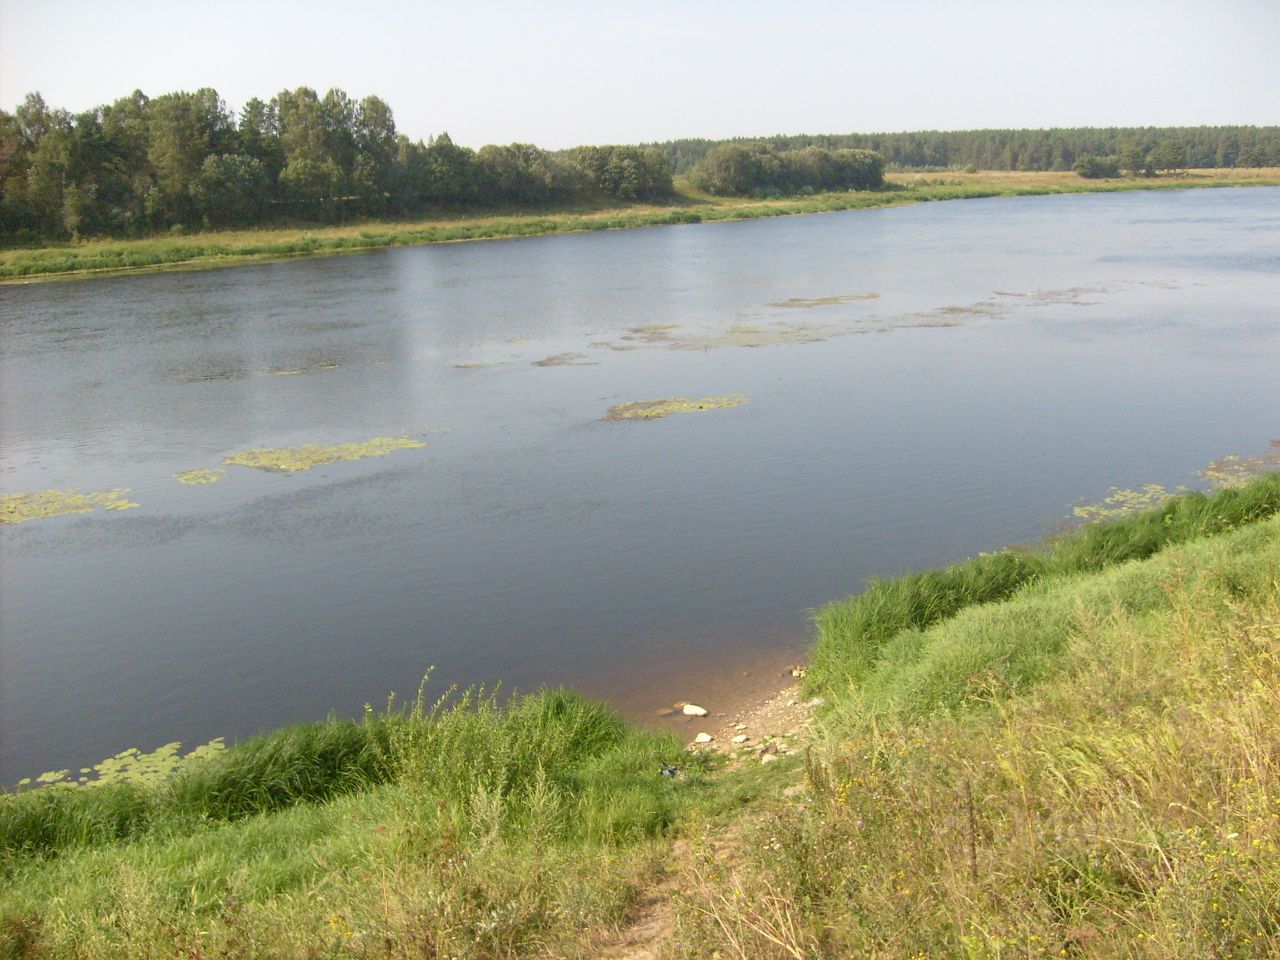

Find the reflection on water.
[{"left": 1, "top": 187, "right": 1278, "bottom": 781}]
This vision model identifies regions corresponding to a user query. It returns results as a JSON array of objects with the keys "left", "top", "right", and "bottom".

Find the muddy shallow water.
[{"left": 2, "top": 187, "right": 1278, "bottom": 782}]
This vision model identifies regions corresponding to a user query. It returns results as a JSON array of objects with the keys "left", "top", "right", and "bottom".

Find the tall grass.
[
  {"left": 809, "top": 472, "right": 1280, "bottom": 693},
  {"left": 675, "top": 514, "right": 1280, "bottom": 958},
  {"left": 0, "top": 718, "right": 391, "bottom": 864},
  {"left": 1, "top": 687, "right": 692, "bottom": 956},
  {"left": 0, "top": 686, "right": 685, "bottom": 867}
]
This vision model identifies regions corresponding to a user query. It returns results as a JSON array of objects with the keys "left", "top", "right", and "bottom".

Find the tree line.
[
  {"left": 0, "top": 88, "right": 674, "bottom": 242},
  {"left": 655, "top": 126, "right": 1280, "bottom": 176},
  {"left": 687, "top": 143, "right": 883, "bottom": 196}
]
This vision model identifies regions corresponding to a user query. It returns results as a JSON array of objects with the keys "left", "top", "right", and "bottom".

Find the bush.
[{"left": 1073, "top": 154, "right": 1122, "bottom": 179}]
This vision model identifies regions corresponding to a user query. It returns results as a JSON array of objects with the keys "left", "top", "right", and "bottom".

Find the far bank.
[{"left": 3, "top": 168, "right": 1278, "bottom": 284}]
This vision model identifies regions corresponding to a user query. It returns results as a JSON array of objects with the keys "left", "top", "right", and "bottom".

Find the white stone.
[
  {"left": 760, "top": 753, "right": 778, "bottom": 764},
  {"left": 682, "top": 703, "right": 709, "bottom": 717},
  {"left": 694, "top": 732, "right": 714, "bottom": 744},
  {"left": 731, "top": 734, "right": 749, "bottom": 744}
]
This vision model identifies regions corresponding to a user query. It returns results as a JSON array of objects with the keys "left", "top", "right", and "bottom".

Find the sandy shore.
[{"left": 579, "top": 636, "right": 817, "bottom": 755}]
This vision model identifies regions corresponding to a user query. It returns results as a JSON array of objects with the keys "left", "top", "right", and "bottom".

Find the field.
[{"left": 2, "top": 168, "right": 1277, "bottom": 284}]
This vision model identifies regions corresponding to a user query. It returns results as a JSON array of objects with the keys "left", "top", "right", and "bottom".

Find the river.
[{"left": 2, "top": 186, "right": 1277, "bottom": 782}]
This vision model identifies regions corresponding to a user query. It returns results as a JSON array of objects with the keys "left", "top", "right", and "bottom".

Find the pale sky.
[{"left": 2, "top": 0, "right": 1277, "bottom": 149}]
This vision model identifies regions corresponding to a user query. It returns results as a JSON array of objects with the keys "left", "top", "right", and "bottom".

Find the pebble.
[
  {"left": 682, "top": 703, "right": 709, "bottom": 717},
  {"left": 731, "top": 734, "right": 749, "bottom": 744},
  {"left": 694, "top": 732, "right": 714, "bottom": 744},
  {"left": 734, "top": 723, "right": 747, "bottom": 731},
  {"left": 760, "top": 753, "right": 778, "bottom": 764}
]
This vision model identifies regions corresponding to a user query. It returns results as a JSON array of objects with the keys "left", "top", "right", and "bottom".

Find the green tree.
[
  {"left": 145, "top": 88, "right": 233, "bottom": 226},
  {"left": 192, "top": 154, "right": 269, "bottom": 225},
  {"left": 1151, "top": 138, "right": 1187, "bottom": 173}
]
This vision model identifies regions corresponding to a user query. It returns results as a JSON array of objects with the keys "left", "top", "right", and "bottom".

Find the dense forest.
[
  {"left": 687, "top": 143, "right": 883, "bottom": 196},
  {"left": 3, "top": 85, "right": 1278, "bottom": 244},
  {"left": 0, "top": 88, "right": 674, "bottom": 242},
  {"left": 655, "top": 126, "right": 1280, "bottom": 175}
]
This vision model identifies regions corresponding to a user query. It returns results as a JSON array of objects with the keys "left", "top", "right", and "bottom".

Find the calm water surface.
[{"left": 2, "top": 187, "right": 1278, "bottom": 781}]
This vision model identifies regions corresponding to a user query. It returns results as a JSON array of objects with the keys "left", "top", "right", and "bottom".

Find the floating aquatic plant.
[
  {"left": 1072, "top": 483, "right": 1183, "bottom": 522},
  {"left": 1201, "top": 441, "right": 1280, "bottom": 488},
  {"left": 768, "top": 292, "right": 880, "bottom": 308},
  {"left": 603, "top": 394, "right": 748, "bottom": 422},
  {"left": 1071, "top": 442, "right": 1280, "bottom": 523},
  {"left": 223, "top": 436, "right": 426, "bottom": 473},
  {"left": 175, "top": 468, "right": 226, "bottom": 485},
  {"left": 1, "top": 488, "right": 139, "bottom": 525},
  {"left": 16, "top": 738, "right": 227, "bottom": 790},
  {"left": 532, "top": 352, "right": 598, "bottom": 367}
]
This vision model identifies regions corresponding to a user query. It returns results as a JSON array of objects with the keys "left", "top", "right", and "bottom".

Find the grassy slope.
[
  {"left": 4, "top": 476, "right": 1280, "bottom": 958},
  {"left": 2, "top": 168, "right": 1278, "bottom": 283},
  {"left": 674, "top": 510, "right": 1280, "bottom": 959}
]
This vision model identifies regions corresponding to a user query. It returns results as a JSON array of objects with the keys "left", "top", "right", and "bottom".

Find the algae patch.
[
  {"left": 769, "top": 293, "right": 880, "bottom": 308},
  {"left": 223, "top": 436, "right": 426, "bottom": 473},
  {"left": 532, "top": 352, "right": 598, "bottom": 367},
  {"left": 1, "top": 488, "right": 139, "bottom": 525},
  {"left": 603, "top": 394, "right": 748, "bottom": 422},
  {"left": 175, "top": 468, "right": 226, "bottom": 485}
]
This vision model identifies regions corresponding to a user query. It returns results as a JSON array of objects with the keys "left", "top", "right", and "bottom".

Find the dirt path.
[{"left": 589, "top": 678, "right": 819, "bottom": 959}]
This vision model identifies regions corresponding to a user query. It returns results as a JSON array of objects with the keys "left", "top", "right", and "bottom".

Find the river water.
[{"left": 2, "top": 187, "right": 1278, "bottom": 782}]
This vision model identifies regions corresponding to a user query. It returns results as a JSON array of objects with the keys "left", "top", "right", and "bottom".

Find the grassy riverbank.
[
  {"left": 4, "top": 474, "right": 1280, "bottom": 957},
  {"left": 2, "top": 168, "right": 1277, "bottom": 284}
]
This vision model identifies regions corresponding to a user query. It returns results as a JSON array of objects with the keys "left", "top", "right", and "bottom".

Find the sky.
[{"left": 1, "top": 0, "right": 1277, "bottom": 149}]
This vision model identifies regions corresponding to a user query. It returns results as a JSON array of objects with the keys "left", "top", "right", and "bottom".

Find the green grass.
[
  {"left": 3, "top": 168, "right": 1277, "bottom": 282},
  {"left": 808, "top": 471, "right": 1280, "bottom": 693},
  {"left": 0, "top": 688, "right": 698, "bottom": 957}
]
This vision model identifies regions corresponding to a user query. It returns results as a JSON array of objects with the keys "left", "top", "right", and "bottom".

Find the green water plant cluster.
[
  {"left": 602, "top": 394, "right": 749, "bottom": 421},
  {"left": 173, "top": 468, "right": 225, "bottom": 485},
  {"left": 221, "top": 436, "right": 426, "bottom": 473},
  {"left": 0, "top": 488, "right": 138, "bottom": 525}
]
